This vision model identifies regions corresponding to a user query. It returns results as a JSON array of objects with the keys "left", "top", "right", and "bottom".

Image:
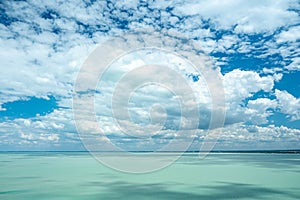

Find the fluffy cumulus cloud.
[
  {"left": 222, "top": 69, "right": 275, "bottom": 124},
  {"left": 0, "top": 0, "right": 299, "bottom": 150},
  {"left": 275, "top": 89, "right": 300, "bottom": 121}
]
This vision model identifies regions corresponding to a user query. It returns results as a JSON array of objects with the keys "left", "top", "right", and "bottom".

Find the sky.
[{"left": 0, "top": 0, "right": 299, "bottom": 151}]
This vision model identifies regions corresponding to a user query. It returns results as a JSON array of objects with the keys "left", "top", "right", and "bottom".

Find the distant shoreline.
[{"left": 0, "top": 150, "right": 300, "bottom": 154}]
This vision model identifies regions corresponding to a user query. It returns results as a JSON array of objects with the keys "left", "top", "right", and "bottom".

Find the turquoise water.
[{"left": 0, "top": 152, "right": 300, "bottom": 199}]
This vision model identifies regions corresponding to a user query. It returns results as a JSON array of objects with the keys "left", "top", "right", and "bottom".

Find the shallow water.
[{"left": 0, "top": 152, "right": 299, "bottom": 199}]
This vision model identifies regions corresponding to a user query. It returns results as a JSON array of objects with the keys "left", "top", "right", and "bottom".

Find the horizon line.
[{"left": 1, "top": 149, "right": 300, "bottom": 153}]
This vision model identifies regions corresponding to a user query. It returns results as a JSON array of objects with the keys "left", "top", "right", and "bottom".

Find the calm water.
[{"left": 0, "top": 152, "right": 300, "bottom": 199}]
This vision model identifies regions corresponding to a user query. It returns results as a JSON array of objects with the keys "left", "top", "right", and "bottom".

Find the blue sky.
[{"left": 0, "top": 0, "right": 299, "bottom": 151}]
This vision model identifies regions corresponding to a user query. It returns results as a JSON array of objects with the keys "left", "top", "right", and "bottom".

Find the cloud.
[
  {"left": 0, "top": 0, "right": 299, "bottom": 150},
  {"left": 224, "top": 69, "right": 274, "bottom": 99},
  {"left": 275, "top": 89, "right": 300, "bottom": 121},
  {"left": 221, "top": 69, "right": 279, "bottom": 125},
  {"left": 173, "top": 0, "right": 298, "bottom": 33},
  {"left": 208, "top": 123, "right": 300, "bottom": 150},
  {"left": 246, "top": 98, "right": 277, "bottom": 124},
  {"left": 276, "top": 26, "right": 300, "bottom": 43},
  {"left": 285, "top": 57, "right": 300, "bottom": 71}
]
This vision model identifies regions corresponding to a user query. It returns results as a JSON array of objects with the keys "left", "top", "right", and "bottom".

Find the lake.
[{"left": 0, "top": 152, "right": 299, "bottom": 199}]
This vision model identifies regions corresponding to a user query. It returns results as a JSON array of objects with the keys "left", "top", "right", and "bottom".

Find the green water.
[{"left": 0, "top": 152, "right": 299, "bottom": 199}]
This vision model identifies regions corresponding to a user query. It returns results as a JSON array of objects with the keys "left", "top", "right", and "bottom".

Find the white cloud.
[
  {"left": 215, "top": 35, "right": 240, "bottom": 53},
  {"left": 246, "top": 98, "right": 277, "bottom": 124},
  {"left": 223, "top": 69, "right": 274, "bottom": 100},
  {"left": 276, "top": 26, "right": 300, "bottom": 43},
  {"left": 222, "top": 69, "right": 277, "bottom": 124},
  {"left": 262, "top": 67, "right": 283, "bottom": 75},
  {"left": 210, "top": 123, "right": 300, "bottom": 150},
  {"left": 275, "top": 89, "right": 300, "bottom": 121},
  {"left": 273, "top": 73, "right": 283, "bottom": 82},
  {"left": 0, "top": 0, "right": 299, "bottom": 150},
  {"left": 285, "top": 57, "right": 300, "bottom": 71},
  {"left": 173, "top": 0, "right": 298, "bottom": 33}
]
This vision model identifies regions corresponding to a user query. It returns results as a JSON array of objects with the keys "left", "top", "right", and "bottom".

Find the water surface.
[{"left": 0, "top": 152, "right": 299, "bottom": 199}]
